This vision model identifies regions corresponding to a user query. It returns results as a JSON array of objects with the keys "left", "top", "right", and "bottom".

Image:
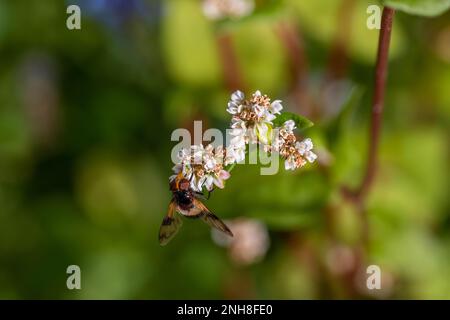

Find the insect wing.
[
  {"left": 159, "top": 200, "right": 183, "bottom": 246},
  {"left": 193, "top": 199, "right": 233, "bottom": 237}
]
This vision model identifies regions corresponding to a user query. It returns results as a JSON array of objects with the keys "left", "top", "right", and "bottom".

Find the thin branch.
[
  {"left": 359, "top": 7, "right": 395, "bottom": 199},
  {"left": 341, "top": 7, "right": 395, "bottom": 245}
]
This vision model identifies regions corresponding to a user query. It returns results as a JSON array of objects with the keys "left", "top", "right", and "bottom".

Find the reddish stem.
[
  {"left": 341, "top": 7, "right": 395, "bottom": 246},
  {"left": 359, "top": 7, "right": 395, "bottom": 199}
]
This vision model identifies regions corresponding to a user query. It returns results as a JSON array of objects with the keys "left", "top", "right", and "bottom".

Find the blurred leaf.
[
  {"left": 371, "top": 227, "right": 449, "bottom": 298},
  {"left": 334, "top": 200, "right": 362, "bottom": 244},
  {"left": 0, "top": 1, "right": 9, "bottom": 41},
  {"left": 233, "top": 20, "right": 288, "bottom": 92},
  {"left": 326, "top": 86, "right": 364, "bottom": 139},
  {"left": 0, "top": 111, "right": 31, "bottom": 159},
  {"left": 80, "top": 247, "right": 150, "bottom": 299},
  {"left": 268, "top": 253, "right": 316, "bottom": 299},
  {"left": 164, "top": 90, "right": 196, "bottom": 126},
  {"left": 247, "top": 210, "right": 317, "bottom": 230},
  {"left": 370, "top": 128, "right": 449, "bottom": 225},
  {"left": 273, "top": 112, "right": 314, "bottom": 131},
  {"left": 76, "top": 153, "right": 138, "bottom": 227},
  {"left": 325, "top": 87, "right": 366, "bottom": 186},
  {"left": 289, "top": 0, "right": 406, "bottom": 63},
  {"left": 162, "top": 0, "right": 221, "bottom": 87},
  {"left": 382, "top": 0, "right": 450, "bottom": 16}
]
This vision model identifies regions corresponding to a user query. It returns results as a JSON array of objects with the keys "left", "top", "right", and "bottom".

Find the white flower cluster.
[
  {"left": 226, "top": 90, "right": 317, "bottom": 170},
  {"left": 202, "top": 0, "right": 254, "bottom": 20},
  {"left": 226, "top": 90, "right": 282, "bottom": 164},
  {"left": 273, "top": 120, "right": 317, "bottom": 170},
  {"left": 170, "top": 90, "right": 317, "bottom": 192},
  {"left": 171, "top": 144, "right": 230, "bottom": 192}
]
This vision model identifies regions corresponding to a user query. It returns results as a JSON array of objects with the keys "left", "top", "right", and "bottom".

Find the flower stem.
[
  {"left": 342, "top": 7, "right": 395, "bottom": 245},
  {"left": 359, "top": 7, "right": 395, "bottom": 199}
]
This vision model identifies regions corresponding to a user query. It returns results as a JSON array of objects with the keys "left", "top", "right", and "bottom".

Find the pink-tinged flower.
[
  {"left": 172, "top": 144, "right": 231, "bottom": 192},
  {"left": 211, "top": 218, "right": 270, "bottom": 265},
  {"left": 202, "top": 0, "right": 254, "bottom": 21}
]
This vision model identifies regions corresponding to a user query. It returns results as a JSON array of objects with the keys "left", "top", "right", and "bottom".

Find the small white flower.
[
  {"left": 269, "top": 100, "right": 283, "bottom": 114},
  {"left": 265, "top": 112, "right": 276, "bottom": 122},
  {"left": 296, "top": 138, "right": 313, "bottom": 154},
  {"left": 231, "top": 90, "right": 245, "bottom": 102},
  {"left": 284, "top": 156, "right": 296, "bottom": 170},
  {"left": 296, "top": 138, "right": 317, "bottom": 163},
  {"left": 283, "top": 120, "right": 296, "bottom": 132},
  {"left": 305, "top": 150, "right": 317, "bottom": 163},
  {"left": 227, "top": 101, "right": 240, "bottom": 114},
  {"left": 226, "top": 142, "right": 246, "bottom": 164},
  {"left": 213, "top": 170, "right": 231, "bottom": 189},
  {"left": 253, "top": 104, "right": 265, "bottom": 118},
  {"left": 272, "top": 135, "right": 283, "bottom": 152}
]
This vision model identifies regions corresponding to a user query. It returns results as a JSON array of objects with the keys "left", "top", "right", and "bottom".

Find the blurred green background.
[{"left": 0, "top": 0, "right": 449, "bottom": 299}]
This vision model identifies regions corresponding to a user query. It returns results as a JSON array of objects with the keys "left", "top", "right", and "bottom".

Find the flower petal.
[
  {"left": 283, "top": 120, "right": 296, "bottom": 132},
  {"left": 231, "top": 90, "right": 244, "bottom": 102},
  {"left": 213, "top": 176, "right": 224, "bottom": 189},
  {"left": 270, "top": 100, "right": 283, "bottom": 114},
  {"left": 305, "top": 151, "right": 317, "bottom": 163},
  {"left": 219, "top": 170, "right": 231, "bottom": 180},
  {"left": 303, "top": 138, "right": 313, "bottom": 150}
]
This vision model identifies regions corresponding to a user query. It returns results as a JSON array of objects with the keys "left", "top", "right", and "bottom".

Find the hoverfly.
[{"left": 159, "top": 173, "right": 233, "bottom": 245}]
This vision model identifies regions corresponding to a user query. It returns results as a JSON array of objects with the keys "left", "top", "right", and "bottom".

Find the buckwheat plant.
[
  {"left": 226, "top": 90, "right": 317, "bottom": 170},
  {"left": 170, "top": 90, "right": 317, "bottom": 193}
]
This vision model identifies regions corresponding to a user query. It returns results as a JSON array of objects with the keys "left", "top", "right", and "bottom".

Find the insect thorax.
[{"left": 174, "top": 190, "right": 194, "bottom": 209}]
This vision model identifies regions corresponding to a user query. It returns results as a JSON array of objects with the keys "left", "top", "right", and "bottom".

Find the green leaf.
[
  {"left": 382, "top": 0, "right": 450, "bottom": 17},
  {"left": 162, "top": 0, "right": 221, "bottom": 86},
  {"left": 289, "top": 0, "right": 406, "bottom": 63},
  {"left": 272, "top": 112, "right": 314, "bottom": 131}
]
